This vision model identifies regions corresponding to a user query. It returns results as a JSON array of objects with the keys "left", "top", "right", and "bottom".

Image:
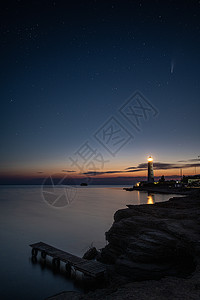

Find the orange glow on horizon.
[
  {"left": 0, "top": 167, "right": 198, "bottom": 178},
  {"left": 0, "top": 160, "right": 199, "bottom": 182}
]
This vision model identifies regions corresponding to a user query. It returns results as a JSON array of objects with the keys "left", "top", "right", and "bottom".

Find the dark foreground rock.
[
  {"left": 48, "top": 191, "right": 200, "bottom": 300},
  {"left": 48, "top": 268, "right": 200, "bottom": 299},
  {"left": 100, "top": 194, "right": 200, "bottom": 280}
]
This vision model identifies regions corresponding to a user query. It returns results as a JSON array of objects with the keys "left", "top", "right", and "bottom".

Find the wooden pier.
[{"left": 30, "top": 242, "right": 106, "bottom": 279}]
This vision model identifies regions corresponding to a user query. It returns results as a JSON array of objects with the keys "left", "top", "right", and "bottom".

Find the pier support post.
[
  {"left": 41, "top": 251, "right": 47, "bottom": 259},
  {"left": 31, "top": 248, "right": 38, "bottom": 257},
  {"left": 52, "top": 257, "right": 60, "bottom": 268},
  {"left": 65, "top": 263, "right": 71, "bottom": 277}
]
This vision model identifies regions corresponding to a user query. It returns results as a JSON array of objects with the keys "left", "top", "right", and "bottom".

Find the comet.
[{"left": 170, "top": 60, "right": 174, "bottom": 74}]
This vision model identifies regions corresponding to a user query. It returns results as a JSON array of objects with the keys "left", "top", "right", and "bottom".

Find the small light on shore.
[{"left": 148, "top": 156, "right": 153, "bottom": 162}]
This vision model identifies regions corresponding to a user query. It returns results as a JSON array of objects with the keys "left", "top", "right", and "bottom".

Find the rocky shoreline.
[
  {"left": 48, "top": 190, "right": 200, "bottom": 300},
  {"left": 126, "top": 186, "right": 194, "bottom": 195}
]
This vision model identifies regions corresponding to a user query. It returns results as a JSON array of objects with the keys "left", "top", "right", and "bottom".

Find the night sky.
[{"left": 1, "top": 0, "right": 200, "bottom": 184}]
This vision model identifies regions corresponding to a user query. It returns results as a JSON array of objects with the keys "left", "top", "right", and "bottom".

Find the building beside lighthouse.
[{"left": 148, "top": 156, "right": 154, "bottom": 183}]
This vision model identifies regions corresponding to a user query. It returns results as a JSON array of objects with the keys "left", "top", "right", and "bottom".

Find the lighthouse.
[{"left": 148, "top": 156, "right": 154, "bottom": 183}]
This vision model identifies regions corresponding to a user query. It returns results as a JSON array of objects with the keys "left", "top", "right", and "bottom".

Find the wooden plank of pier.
[{"left": 29, "top": 242, "right": 106, "bottom": 278}]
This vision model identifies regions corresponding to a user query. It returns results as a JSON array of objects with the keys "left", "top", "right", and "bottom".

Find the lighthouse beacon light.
[{"left": 148, "top": 156, "right": 153, "bottom": 162}]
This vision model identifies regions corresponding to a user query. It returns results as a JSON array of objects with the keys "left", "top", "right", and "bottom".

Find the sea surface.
[{"left": 0, "top": 185, "right": 182, "bottom": 300}]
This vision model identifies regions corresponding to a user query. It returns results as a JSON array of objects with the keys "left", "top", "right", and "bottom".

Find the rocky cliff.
[{"left": 100, "top": 193, "right": 200, "bottom": 280}]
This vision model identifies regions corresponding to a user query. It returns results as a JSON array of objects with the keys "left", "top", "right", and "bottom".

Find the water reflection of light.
[
  {"left": 147, "top": 193, "right": 154, "bottom": 204},
  {"left": 137, "top": 191, "right": 140, "bottom": 205}
]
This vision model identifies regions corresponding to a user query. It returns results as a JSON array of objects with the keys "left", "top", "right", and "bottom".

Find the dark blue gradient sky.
[{"left": 1, "top": 0, "right": 200, "bottom": 182}]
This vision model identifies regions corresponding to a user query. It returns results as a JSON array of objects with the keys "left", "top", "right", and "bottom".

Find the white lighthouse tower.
[{"left": 147, "top": 156, "right": 154, "bottom": 183}]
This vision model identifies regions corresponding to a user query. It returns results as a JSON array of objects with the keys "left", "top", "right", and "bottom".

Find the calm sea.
[{"left": 0, "top": 185, "right": 182, "bottom": 300}]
